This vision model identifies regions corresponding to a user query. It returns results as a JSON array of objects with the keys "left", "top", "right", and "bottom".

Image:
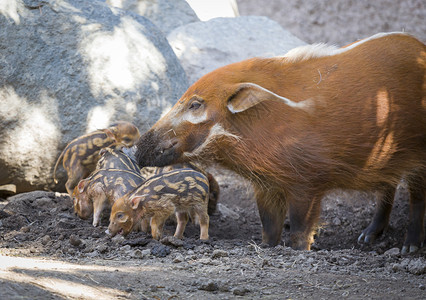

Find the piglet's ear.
[
  {"left": 227, "top": 82, "right": 305, "bottom": 114},
  {"left": 77, "top": 180, "right": 86, "bottom": 194},
  {"left": 102, "top": 128, "right": 117, "bottom": 141},
  {"left": 130, "top": 195, "right": 143, "bottom": 210}
]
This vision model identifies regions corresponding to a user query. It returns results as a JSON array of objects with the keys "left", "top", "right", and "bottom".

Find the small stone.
[
  {"left": 123, "top": 237, "right": 150, "bottom": 247},
  {"left": 142, "top": 249, "right": 151, "bottom": 256},
  {"left": 211, "top": 249, "right": 228, "bottom": 259},
  {"left": 150, "top": 285, "right": 158, "bottom": 292},
  {"left": 86, "top": 250, "right": 99, "bottom": 257},
  {"left": 332, "top": 217, "right": 341, "bottom": 226},
  {"left": 20, "top": 226, "right": 30, "bottom": 233},
  {"left": 96, "top": 244, "right": 108, "bottom": 253},
  {"left": 151, "top": 244, "right": 171, "bottom": 257},
  {"left": 69, "top": 234, "right": 82, "bottom": 247},
  {"left": 419, "top": 284, "right": 425, "bottom": 290},
  {"left": 173, "top": 253, "right": 184, "bottom": 263},
  {"left": 384, "top": 247, "right": 400, "bottom": 256},
  {"left": 131, "top": 249, "right": 144, "bottom": 258},
  {"left": 233, "top": 287, "right": 250, "bottom": 296},
  {"left": 41, "top": 235, "right": 51, "bottom": 245},
  {"left": 161, "top": 236, "right": 184, "bottom": 247},
  {"left": 112, "top": 235, "right": 125, "bottom": 244},
  {"left": 198, "top": 258, "right": 213, "bottom": 265},
  {"left": 407, "top": 258, "right": 426, "bottom": 275},
  {"left": 120, "top": 245, "right": 132, "bottom": 252},
  {"left": 199, "top": 280, "right": 219, "bottom": 292}
]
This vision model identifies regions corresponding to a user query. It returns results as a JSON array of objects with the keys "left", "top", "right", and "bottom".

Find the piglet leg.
[
  {"left": 174, "top": 212, "right": 189, "bottom": 239},
  {"left": 198, "top": 212, "right": 209, "bottom": 240},
  {"left": 150, "top": 215, "right": 167, "bottom": 240},
  {"left": 92, "top": 195, "right": 107, "bottom": 227}
]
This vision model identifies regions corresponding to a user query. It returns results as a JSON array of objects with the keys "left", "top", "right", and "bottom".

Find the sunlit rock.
[
  {"left": 0, "top": 0, "right": 188, "bottom": 193},
  {"left": 106, "top": 0, "right": 199, "bottom": 35},
  {"left": 167, "top": 16, "right": 306, "bottom": 84}
]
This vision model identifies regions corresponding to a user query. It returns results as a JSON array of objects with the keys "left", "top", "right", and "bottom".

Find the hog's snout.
[{"left": 136, "top": 130, "right": 180, "bottom": 167}]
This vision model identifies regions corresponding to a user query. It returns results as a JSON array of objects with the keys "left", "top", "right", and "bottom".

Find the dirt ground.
[{"left": 0, "top": 167, "right": 425, "bottom": 299}]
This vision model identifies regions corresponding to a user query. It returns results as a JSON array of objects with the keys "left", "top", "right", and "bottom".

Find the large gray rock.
[
  {"left": 167, "top": 16, "right": 306, "bottom": 84},
  {"left": 0, "top": 0, "right": 189, "bottom": 193},
  {"left": 106, "top": 0, "right": 199, "bottom": 35}
]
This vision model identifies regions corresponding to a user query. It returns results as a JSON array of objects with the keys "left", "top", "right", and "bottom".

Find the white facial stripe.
[
  {"left": 283, "top": 32, "right": 406, "bottom": 63},
  {"left": 182, "top": 111, "right": 208, "bottom": 124},
  {"left": 184, "top": 123, "right": 240, "bottom": 158},
  {"left": 169, "top": 104, "right": 208, "bottom": 127}
]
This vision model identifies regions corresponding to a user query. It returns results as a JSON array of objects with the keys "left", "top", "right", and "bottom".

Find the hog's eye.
[
  {"left": 116, "top": 213, "right": 125, "bottom": 220},
  {"left": 123, "top": 137, "right": 132, "bottom": 143},
  {"left": 189, "top": 101, "right": 202, "bottom": 110}
]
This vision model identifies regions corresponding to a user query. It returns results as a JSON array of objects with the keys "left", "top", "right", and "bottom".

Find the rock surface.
[
  {"left": 106, "top": 0, "right": 199, "bottom": 35},
  {"left": 0, "top": 0, "right": 188, "bottom": 193},
  {"left": 167, "top": 16, "right": 306, "bottom": 84},
  {"left": 237, "top": 0, "right": 426, "bottom": 45}
]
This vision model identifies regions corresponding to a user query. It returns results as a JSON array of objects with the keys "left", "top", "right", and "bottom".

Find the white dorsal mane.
[{"left": 282, "top": 32, "right": 407, "bottom": 63}]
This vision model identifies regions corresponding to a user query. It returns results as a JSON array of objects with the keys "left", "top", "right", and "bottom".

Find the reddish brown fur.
[{"left": 136, "top": 33, "right": 425, "bottom": 251}]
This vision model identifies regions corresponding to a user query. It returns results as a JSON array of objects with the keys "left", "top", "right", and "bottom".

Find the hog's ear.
[
  {"left": 77, "top": 180, "right": 86, "bottom": 194},
  {"left": 227, "top": 82, "right": 305, "bottom": 113}
]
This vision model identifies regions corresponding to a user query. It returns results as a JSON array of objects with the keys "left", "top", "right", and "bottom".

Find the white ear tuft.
[{"left": 227, "top": 82, "right": 310, "bottom": 114}]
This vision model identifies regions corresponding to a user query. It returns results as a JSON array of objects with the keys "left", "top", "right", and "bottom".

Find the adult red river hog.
[{"left": 135, "top": 33, "right": 425, "bottom": 253}]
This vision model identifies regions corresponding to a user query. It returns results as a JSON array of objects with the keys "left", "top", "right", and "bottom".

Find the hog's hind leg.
[
  {"left": 358, "top": 183, "right": 395, "bottom": 244},
  {"left": 402, "top": 171, "right": 425, "bottom": 254}
]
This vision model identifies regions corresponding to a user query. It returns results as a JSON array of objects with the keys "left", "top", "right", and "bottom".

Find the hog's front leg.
[
  {"left": 254, "top": 186, "right": 287, "bottom": 247},
  {"left": 288, "top": 195, "right": 322, "bottom": 250}
]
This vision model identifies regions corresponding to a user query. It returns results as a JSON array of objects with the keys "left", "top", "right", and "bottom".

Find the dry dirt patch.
[{"left": 0, "top": 168, "right": 425, "bottom": 299}]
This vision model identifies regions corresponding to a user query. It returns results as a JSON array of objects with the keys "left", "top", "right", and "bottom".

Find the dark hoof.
[
  {"left": 401, "top": 245, "right": 420, "bottom": 255},
  {"left": 259, "top": 242, "right": 271, "bottom": 248},
  {"left": 357, "top": 232, "right": 375, "bottom": 244}
]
